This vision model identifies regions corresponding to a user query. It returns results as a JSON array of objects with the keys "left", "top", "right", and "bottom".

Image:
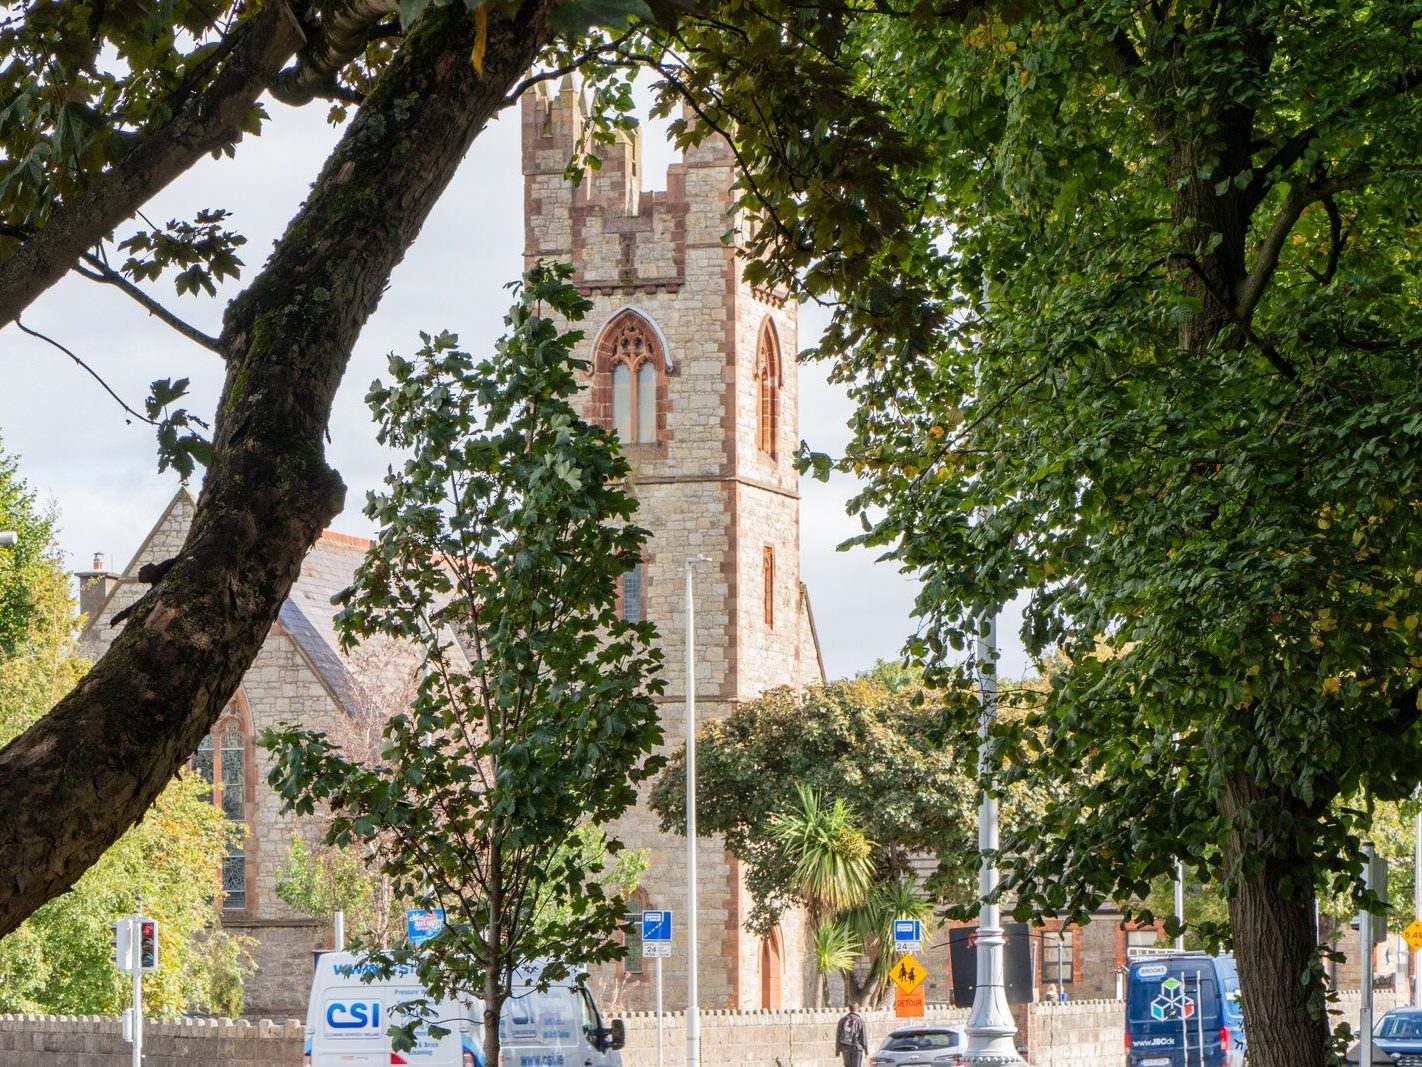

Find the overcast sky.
[{"left": 0, "top": 93, "right": 1031, "bottom": 681}]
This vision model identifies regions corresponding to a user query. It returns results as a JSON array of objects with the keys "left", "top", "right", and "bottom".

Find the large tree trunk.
[
  {"left": 0, "top": 0, "right": 556, "bottom": 936},
  {"left": 1222, "top": 772, "right": 1329, "bottom": 1067}
]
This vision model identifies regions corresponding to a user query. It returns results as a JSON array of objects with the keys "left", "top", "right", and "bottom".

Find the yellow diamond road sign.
[
  {"left": 890, "top": 954, "right": 926, "bottom": 995},
  {"left": 1404, "top": 919, "right": 1422, "bottom": 952}
]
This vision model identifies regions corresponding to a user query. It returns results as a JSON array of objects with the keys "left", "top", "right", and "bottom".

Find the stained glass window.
[
  {"left": 220, "top": 726, "right": 244, "bottom": 821},
  {"left": 621, "top": 562, "right": 643, "bottom": 622},
  {"left": 192, "top": 708, "right": 248, "bottom": 910}
]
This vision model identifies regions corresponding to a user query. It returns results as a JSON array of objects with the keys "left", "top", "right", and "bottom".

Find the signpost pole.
[
  {"left": 131, "top": 902, "right": 142, "bottom": 1067},
  {"left": 1362, "top": 843, "right": 1376, "bottom": 1067},
  {"left": 684, "top": 556, "right": 708, "bottom": 1067},
  {"left": 656, "top": 956, "right": 664, "bottom": 1067}
]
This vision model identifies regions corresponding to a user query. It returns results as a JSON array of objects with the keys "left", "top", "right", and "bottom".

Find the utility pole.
[
  {"left": 131, "top": 898, "right": 143, "bottom": 1067},
  {"left": 684, "top": 555, "right": 709, "bottom": 1067}
]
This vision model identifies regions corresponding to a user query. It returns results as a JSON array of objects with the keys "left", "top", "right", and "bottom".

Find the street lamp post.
[
  {"left": 963, "top": 612, "right": 1026, "bottom": 1066},
  {"left": 684, "top": 554, "right": 710, "bottom": 1067}
]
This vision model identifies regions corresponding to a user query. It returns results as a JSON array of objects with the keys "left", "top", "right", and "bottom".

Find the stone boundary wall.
[
  {"left": 0, "top": 1014, "right": 304, "bottom": 1066},
  {"left": 0, "top": 992, "right": 1405, "bottom": 1067},
  {"left": 1027, "top": 999, "right": 1123, "bottom": 1067},
  {"left": 620, "top": 1006, "right": 968, "bottom": 1067}
]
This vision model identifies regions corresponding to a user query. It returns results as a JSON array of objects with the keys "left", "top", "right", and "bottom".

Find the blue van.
[{"left": 1124, "top": 952, "right": 1246, "bottom": 1067}]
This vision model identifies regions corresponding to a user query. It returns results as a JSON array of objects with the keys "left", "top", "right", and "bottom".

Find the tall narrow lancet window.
[
  {"left": 621, "top": 561, "right": 644, "bottom": 622},
  {"left": 193, "top": 697, "right": 250, "bottom": 911},
  {"left": 636, "top": 361, "right": 657, "bottom": 443},
  {"left": 611, "top": 362, "right": 633, "bottom": 441},
  {"left": 756, "top": 321, "right": 782, "bottom": 457},
  {"left": 595, "top": 310, "right": 665, "bottom": 444}
]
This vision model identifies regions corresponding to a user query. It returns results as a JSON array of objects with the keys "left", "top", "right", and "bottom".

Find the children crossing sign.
[{"left": 890, "top": 954, "right": 926, "bottom": 995}]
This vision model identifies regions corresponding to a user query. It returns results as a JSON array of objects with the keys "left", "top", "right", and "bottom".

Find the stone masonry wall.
[
  {"left": 0, "top": 1016, "right": 304, "bottom": 1067},
  {"left": 1, "top": 995, "right": 1403, "bottom": 1067}
]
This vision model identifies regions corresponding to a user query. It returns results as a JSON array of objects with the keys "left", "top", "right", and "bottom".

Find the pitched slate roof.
[{"left": 278, "top": 531, "right": 376, "bottom": 715}]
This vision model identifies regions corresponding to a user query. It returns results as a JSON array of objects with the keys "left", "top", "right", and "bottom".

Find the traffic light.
[
  {"left": 139, "top": 919, "right": 158, "bottom": 971},
  {"left": 110, "top": 917, "right": 133, "bottom": 973}
]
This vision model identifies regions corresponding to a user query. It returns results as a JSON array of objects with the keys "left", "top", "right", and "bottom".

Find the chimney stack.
[{"left": 75, "top": 553, "right": 119, "bottom": 628}]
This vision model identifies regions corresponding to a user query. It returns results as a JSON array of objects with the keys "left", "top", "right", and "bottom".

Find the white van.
[{"left": 303, "top": 952, "right": 626, "bottom": 1067}]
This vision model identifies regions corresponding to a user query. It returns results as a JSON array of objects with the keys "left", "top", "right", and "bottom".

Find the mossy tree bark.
[{"left": 0, "top": 0, "right": 556, "bottom": 936}]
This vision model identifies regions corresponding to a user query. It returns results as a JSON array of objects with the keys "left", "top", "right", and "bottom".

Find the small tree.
[{"left": 262, "top": 264, "right": 665, "bottom": 1064}]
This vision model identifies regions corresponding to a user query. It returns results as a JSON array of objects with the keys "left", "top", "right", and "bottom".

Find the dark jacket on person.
[{"left": 837, "top": 1011, "right": 869, "bottom": 1056}]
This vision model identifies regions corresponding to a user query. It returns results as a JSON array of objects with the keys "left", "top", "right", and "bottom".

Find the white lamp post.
[
  {"left": 1414, "top": 802, "right": 1421, "bottom": 1007},
  {"left": 963, "top": 612, "right": 1026, "bottom": 1065},
  {"left": 685, "top": 554, "right": 710, "bottom": 1067}
]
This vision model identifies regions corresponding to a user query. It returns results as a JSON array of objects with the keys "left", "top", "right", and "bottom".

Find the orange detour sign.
[{"left": 895, "top": 983, "right": 925, "bottom": 1018}]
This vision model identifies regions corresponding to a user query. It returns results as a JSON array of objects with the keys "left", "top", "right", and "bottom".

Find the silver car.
[{"left": 869, "top": 1026, "right": 968, "bottom": 1067}]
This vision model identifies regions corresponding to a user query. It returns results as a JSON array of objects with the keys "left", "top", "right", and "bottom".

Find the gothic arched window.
[
  {"left": 193, "top": 697, "right": 251, "bottom": 911},
  {"left": 596, "top": 310, "right": 664, "bottom": 444},
  {"left": 756, "top": 321, "right": 782, "bottom": 457}
]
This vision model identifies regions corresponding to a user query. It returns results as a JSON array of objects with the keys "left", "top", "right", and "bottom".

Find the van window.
[{"left": 579, "top": 986, "right": 602, "bottom": 1038}]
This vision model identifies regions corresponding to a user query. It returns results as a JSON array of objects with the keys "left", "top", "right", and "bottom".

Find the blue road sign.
[
  {"left": 893, "top": 918, "right": 922, "bottom": 944},
  {"left": 642, "top": 910, "right": 673, "bottom": 943},
  {"left": 407, "top": 909, "right": 446, "bottom": 945}
]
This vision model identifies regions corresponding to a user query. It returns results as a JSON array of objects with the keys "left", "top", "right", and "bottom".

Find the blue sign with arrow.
[{"left": 642, "top": 910, "right": 673, "bottom": 942}]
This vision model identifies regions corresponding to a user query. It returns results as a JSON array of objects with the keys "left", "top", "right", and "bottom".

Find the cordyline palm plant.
[
  {"left": 769, "top": 784, "right": 876, "bottom": 1006},
  {"left": 841, "top": 878, "right": 934, "bottom": 1007},
  {"left": 811, "top": 919, "right": 862, "bottom": 1006}
]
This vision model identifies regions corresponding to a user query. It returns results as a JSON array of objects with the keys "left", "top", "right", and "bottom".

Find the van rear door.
[
  {"left": 311, "top": 973, "right": 470, "bottom": 1065},
  {"left": 1127, "top": 959, "right": 1227, "bottom": 1067}
]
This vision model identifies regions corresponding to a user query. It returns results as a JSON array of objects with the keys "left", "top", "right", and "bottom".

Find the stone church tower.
[{"left": 523, "top": 82, "right": 826, "bottom": 1010}]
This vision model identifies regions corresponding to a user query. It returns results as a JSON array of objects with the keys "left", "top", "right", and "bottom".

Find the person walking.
[{"left": 836, "top": 1003, "right": 869, "bottom": 1067}]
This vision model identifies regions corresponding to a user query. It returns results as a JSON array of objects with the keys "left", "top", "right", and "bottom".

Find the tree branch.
[
  {"left": 1235, "top": 169, "right": 1381, "bottom": 324},
  {"left": 0, "top": 0, "right": 305, "bottom": 331},
  {"left": 1170, "top": 252, "right": 1298, "bottom": 381},
  {"left": 1303, "top": 196, "right": 1345, "bottom": 286},
  {"left": 74, "top": 253, "right": 223, "bottom": 355},
  {"left": 269, "top": 0, "right": 396, "bottom": 107},
  {"left": 1249, "top": 67, "right": 1422, "bottom": 206},
  {"left": 0, "top": 0, "right": 557, "bottom": 937},
  {"left": 12, "top": 319, "right": 159, "bottom": 425}
]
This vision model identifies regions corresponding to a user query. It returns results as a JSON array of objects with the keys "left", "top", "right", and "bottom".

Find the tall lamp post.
[
  {"left": 684, "top": 554, "right": 710, "bottom": 1067},
  {"left": 963, "top": 612, "right": 1026, "bottom": 1065}
]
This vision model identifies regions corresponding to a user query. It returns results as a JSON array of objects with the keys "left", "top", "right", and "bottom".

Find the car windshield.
[
  {"left": 1377, "top": 1014, "right": 1422, "bottom": 1040},
  {"left": 883, "top": 1032, "right": 959, "bottom": 1051}
]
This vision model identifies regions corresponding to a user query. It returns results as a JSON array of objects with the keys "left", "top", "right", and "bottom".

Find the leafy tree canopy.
[
  {"left": 649, "top": 674, "right": 978, "bottom": 934},
  {"left": 794, "top": 2, "right": 1422, "bottom": 1062}
]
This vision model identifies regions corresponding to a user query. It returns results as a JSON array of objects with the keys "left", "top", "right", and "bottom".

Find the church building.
[
  {"left": 73, "top": 86, "right": 825, "bottom": 1018},
  {"left": 522, "top": 80, "right": 826, "bottom": 1011}
]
